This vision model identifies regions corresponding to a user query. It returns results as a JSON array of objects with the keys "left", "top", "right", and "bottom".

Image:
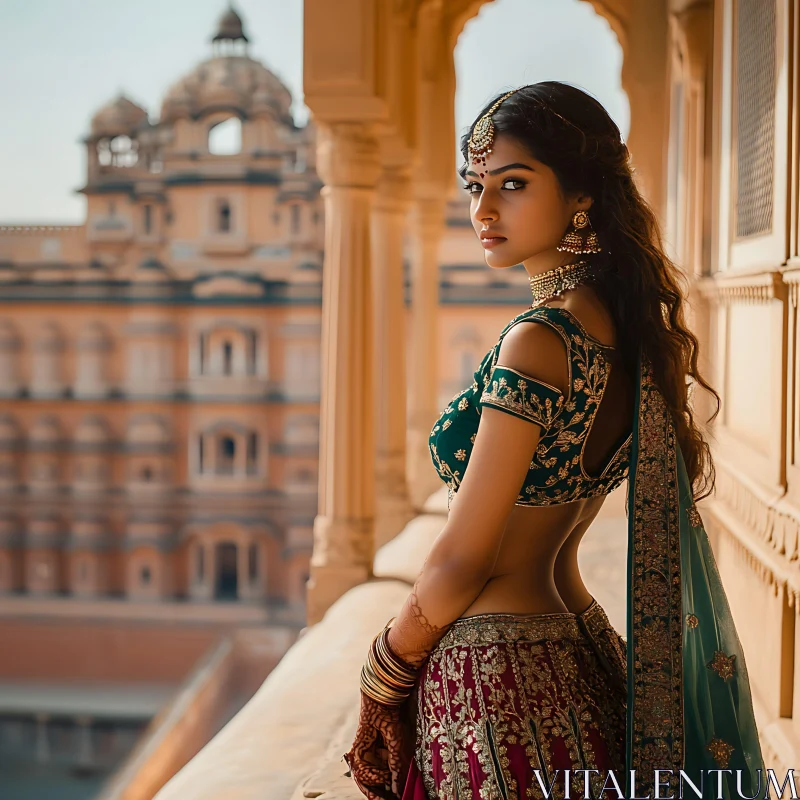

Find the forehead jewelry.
[
  {"left": 467, "top": 89, "right": 519, "bottom": 177},
  {"left": 467, "top": 89, "right": 586, "bottom": 178}
]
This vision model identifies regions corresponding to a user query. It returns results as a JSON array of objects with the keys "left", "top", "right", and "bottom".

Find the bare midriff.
[{"left": 458, "top": 494, "right": 607, "bottom": 618}]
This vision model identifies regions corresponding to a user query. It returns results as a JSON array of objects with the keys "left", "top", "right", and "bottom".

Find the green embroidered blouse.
[{"left": 429, "top": 305, "right": 632, "bottom": 507}]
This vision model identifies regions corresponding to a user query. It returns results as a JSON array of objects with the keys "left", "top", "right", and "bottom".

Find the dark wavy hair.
[{"left": 459, "top": 81, "right": 720, "bottom": 502}]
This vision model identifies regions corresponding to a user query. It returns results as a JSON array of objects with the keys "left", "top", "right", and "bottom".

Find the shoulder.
[{"left": 496, "top": 310, "right": 571, "bottom": 394}]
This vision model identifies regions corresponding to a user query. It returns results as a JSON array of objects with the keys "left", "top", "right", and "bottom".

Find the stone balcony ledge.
[{"left": 154, "top": 485, "right": 627, "bottom": 800}]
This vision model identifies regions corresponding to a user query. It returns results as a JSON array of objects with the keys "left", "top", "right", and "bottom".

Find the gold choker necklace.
[{"left": 528, "top": 260, "right": 595, "bottom": 308}]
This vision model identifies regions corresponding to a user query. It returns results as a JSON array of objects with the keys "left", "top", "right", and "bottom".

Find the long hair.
[{"left": 459, "top": 81, "right": 720, "bottom": 501}]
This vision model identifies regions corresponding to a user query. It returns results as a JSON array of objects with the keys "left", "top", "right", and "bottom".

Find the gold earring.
[{"left": 557, "top": 209, "right": 601, "bottom": 254}]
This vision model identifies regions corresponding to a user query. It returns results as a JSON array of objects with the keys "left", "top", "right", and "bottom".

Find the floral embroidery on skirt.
[{"left": 401, "top": 603, "right": 626, "bottom": 800}]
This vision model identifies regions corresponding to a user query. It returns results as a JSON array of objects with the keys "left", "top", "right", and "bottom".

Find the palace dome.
[
  {"left": 91, "top": 94, "right": 149, "bottom": 137},
  {"left": 159, "top": 6, "right": 293, "bottom": 124},
  {"left": 160, "top": 56, "right": 293, "bottom": 123}
]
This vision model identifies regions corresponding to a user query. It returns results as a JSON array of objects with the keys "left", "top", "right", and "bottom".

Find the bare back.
[{"left": 460, "top": 286, "right": 635, "bottom": 617}]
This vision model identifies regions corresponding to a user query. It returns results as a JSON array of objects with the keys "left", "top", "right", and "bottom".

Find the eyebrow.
[{"left": 464, "top": 162, "right": 536, "bottom": 178}]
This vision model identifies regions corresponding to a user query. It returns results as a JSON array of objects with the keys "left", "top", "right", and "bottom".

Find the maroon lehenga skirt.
[{"left": 401, "top": 599, "right": 627, "bottom": 800}]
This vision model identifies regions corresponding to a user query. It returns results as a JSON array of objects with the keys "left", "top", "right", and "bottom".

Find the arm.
[{"left": 386, "top": 320, "right": 570, "bottom": 666}]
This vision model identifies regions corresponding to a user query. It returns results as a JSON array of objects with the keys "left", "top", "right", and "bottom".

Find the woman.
[{"left": 344, "top": 82, "right": 766, "bottom": 800}]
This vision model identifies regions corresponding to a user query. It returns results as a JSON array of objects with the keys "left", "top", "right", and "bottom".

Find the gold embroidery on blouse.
[
  {"left": 707, "top": 650, "right": 736, "bottom": 681},
  {"left": 454, "top": 449, "right": 466, "bottom": 461},
  {"left": 706, "top": 737, "right": 735, "bottom": 768},
  {"left": 442, "top": 419, "right": 451, "bottom": 430},
  {"left": 458, "top": 396, "right": 469, "bottom": 411},
  {"left": 687, "top": 504, "right": 702, "bottom": 526},
  {"left": 686, "top": 614, "right": 699, "bottom": 629},
  {"left": 428, "top": 307, "right": 631, "bottom": 509},
  {"left": 480, "top": 374, "right": 564, "bottom": 427}
]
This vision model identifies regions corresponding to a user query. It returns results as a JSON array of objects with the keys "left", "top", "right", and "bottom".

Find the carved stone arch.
[
  {"left": 196, "top": 420, "right": 259, "bottom": 478},
  {"left": 197, "top": 320, "right": 261, "bottom": 378}
]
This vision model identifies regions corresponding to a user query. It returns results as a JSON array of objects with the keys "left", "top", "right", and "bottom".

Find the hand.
[{"left": 343, "top": 690, "right": 414, "bottom": 800}]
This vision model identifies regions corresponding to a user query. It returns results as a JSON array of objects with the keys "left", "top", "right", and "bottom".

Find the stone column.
[
  {"left": 371, "top": 165, "right": 415, "bottom": 547},
  {"left": 406, "top": 196, "right": 447, "bottom": 509},
  {"left": 307, "top": 122, "right": 381, "bottom": 625}
]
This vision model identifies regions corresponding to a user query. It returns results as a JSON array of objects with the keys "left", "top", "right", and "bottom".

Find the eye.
[{"left": 461, "top": 178, "right": 527, "bottom": 195}]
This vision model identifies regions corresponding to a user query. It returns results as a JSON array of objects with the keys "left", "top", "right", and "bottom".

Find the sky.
[{"left": 0, "top": 0, "right": 627, "bottom": 224}]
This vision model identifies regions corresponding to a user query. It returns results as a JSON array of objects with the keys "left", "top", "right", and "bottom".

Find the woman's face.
[{"left": 463, "top": 132, "right": 591, "bottom": 270}]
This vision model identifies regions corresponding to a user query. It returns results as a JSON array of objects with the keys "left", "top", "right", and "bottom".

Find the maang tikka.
[
  {"left": 557, "top": 209, "right": 602, "bottom": 254},
  {"left": 467, "top": 89, "right": 519, "bottom": 176}
]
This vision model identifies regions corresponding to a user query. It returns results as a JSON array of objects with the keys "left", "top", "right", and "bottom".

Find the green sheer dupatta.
[{"left": 625, "top": 349, "right": 766, "bottom": 799}]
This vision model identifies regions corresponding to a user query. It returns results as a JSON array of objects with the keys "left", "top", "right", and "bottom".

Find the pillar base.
[
  {"left": 374, "top": 490, "right": 415, "bottom": 550},
  {"left": 306, "top": 563, "right": 370, "bottom": 626}
]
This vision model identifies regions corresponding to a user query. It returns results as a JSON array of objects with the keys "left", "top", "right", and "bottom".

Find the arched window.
[
  {"left": 291, "top": 204, "right": 301, "bottom": 234},
  {"left": 218, "top": 436, "right": 236, "bottom": 474},
  {"left": 217, "top": 200, "right": 232, "bottom": 233},
  {"left": 140, "top": 565, "right": 151, "bottom": 586},
  {"left": 197, "top": 325, "right": 260, "bottom": 378},
  {"left": 208, "top": 117, "right": 242, "bottom": 155}
]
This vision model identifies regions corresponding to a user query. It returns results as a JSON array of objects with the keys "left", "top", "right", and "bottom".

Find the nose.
[{"left": 473, "top": 191, "right": 498, "bottom": 224}]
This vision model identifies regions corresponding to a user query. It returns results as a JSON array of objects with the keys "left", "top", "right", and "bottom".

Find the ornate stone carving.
[{"left": 696, "top": 269, "right": 787, "bottom": 304}]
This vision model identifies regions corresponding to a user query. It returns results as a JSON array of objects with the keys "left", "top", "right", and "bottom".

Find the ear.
[{"left": 574, "top": 194, "right": 594, "bottom": 212}]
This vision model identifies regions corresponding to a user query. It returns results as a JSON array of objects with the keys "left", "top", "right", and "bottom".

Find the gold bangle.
[
  {"left": 360, "top": 664, "right": 408, "bottom": 705},
  {"left": 368, "top": 649, "right": 411, "bottom": 690},
  {"left": 368, "top": 652, "right": 415, "bottom": 694},
  {"left": 363, "top": 643, "right": 416, "bottom": 699},
  {"left": 380, "top": 627, "right": 418, "bottom": 674},
  {"left": 375, "top": 630, "right": 418, "bottom": 682},
  {"left": 372, "top": 633, "right": 411, "bottom": 681}
]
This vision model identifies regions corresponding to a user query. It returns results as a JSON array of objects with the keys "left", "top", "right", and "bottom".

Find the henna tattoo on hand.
[{"left": 343, "top": 690, "right": 414, "bottom": 799}]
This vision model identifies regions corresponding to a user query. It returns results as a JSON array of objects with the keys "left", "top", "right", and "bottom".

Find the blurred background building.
[
  {"left": 0, "top": 7, "right": 321, "bottom": 797},
  {"left": 0, "top": 4, "right": 552, "bottom": 798}
]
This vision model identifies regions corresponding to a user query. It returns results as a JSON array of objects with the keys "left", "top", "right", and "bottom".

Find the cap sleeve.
[{"left": 479, "top": 364, "right": 565, "bottom": 428}]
